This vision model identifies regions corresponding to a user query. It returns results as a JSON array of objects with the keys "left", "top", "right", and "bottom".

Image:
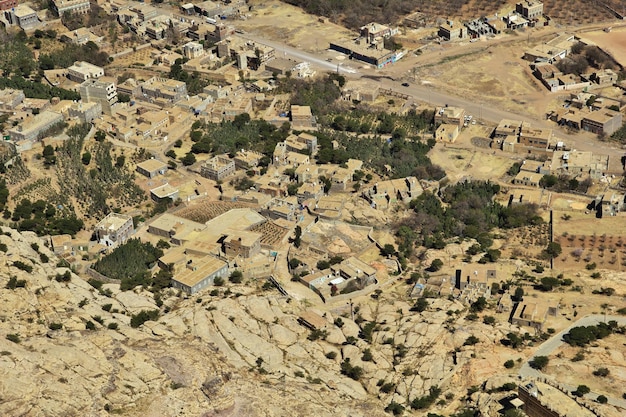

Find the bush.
[
  {"left": 48, "top": 322, "right": 63, "bottom": 331},
  {"left": 380, "top": 382, "right": 396, "bottom": 394},
  {"left": 85, "top": 321, "right": 96, "bottom": 330},
  {"left": 325, "top": 351, "right": 337, "bottom": 359},
  {"left": 463, "top": 335, "right": 480, "bottom": 346},
  {"left": 596, "top": 394, "right": 608, "bottom": 404},
  {"left": 229, "top": 270, "right": 243, "bottom": 283},
  {"left": 107, "top": 322, "right": 119, "bottom": 330},
  {"left": 593, "top": 367, "right": 610, "bottom": 377},
  {"left": 361, "top": 348, "right": 373, "bottom": 362},
  {"left": 573, "top": 385, "right": 590, "bottom": 397},
  {"left": 12, "top": 261, "right": 33, "bottom": 273},
  {"left": 214, "top": 276, "right": 225, "bottom": 286},
  {"left": 5, "top": 276, "right": 26, "bottom": 289},
  {"left": 504, "top": 359, "right": 515, "bottom": 369},
  {"left": 340, "top": 358, "right": 363, "bottom": 380},
  {"left": 483, "top": 316, "right": 496, "bottom": 325},
  {"left": 529, "top": 356, "right": 549, "bottom": 370},
  {"left": 384, "top": 401, "right": 405, "bottom": 416},
  {"left": 6, "top": 333, "right": 21, "bottom": 343},
  {"left": 130, "top": 309, "right": 160, "bottom": 328}
]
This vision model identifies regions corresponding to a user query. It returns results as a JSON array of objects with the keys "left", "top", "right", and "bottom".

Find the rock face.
[{"left": 0, "top": 227, "right": 525, "bottom": 417}]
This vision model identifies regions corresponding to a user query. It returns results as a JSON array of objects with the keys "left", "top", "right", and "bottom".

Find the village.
[{"left": 1, "top": 0, "right": 626, "bottom": 416}]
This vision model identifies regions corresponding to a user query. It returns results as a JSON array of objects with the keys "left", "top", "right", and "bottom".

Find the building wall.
[{"left": 518, "top": 386, "right": 560, "bottom": 417}]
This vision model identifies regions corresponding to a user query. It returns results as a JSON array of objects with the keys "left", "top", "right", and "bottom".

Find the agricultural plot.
[
  {"left": 552, "top": 211, "right": 626, "bottom": 271},
  {"left": 174, "top": 200, "right": 255, "bottom": 223}
]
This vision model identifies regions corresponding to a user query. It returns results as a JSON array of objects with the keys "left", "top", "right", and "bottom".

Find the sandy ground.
[{"left": 582, "top": 26, "right": 626, "bottom": 67}]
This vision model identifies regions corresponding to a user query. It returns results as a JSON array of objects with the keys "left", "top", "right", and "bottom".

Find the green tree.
[
  {"left": 529, "top": 356, "right": 549, "bottom": 370},
  {"left": 229, "top": 270, "right": 243, "bottom": 283},
  {"left": 81, "top": 151, "right": 91, "bottom": 165},
  {"left": 573, "top": 385, "right": 590, "bottom": 397}
]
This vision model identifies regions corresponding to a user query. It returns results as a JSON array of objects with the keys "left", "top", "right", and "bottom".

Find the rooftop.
[
  {"left": 173, "top": 256, "right": 227, "bottom": 287},
  {"left": 150, "top": 183, "right": 178, "bottom": 199},
  {"left": 95, "top": 212, "right": 132, "bottom": 231},
  {"left": 137, "top": 158, "right": 167, "bottom": 173}
]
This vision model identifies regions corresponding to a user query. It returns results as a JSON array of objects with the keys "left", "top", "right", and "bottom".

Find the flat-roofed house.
[
  {"left": 581, "top": 109, "right": 623, "bottom": 136},
  {"left": 136, "top": 159, "right": 168, "bottom": 178},
  {"left": 290, "top": 105, "right": 316, "bottom": 129},
  {"left": 223, "top": 230, "right": 262, "bottom": 258},
  {"left": 8, "top": 111, "right": 64, "bottom": 142},
  {"left": 435, "top": 106, "right": 466, "bottom": 127},
  {"left": 148, "top": 213, "right": 207, "bottom": 245},
  {"left": 67, "top": 61, "right": 104, "bottom": 82},
  {"left": 150, "top": 183, "right": 179, "bottom": 202},
  {"left": 171, "top": 256, "right": 228, "bottom": 294},
  {"left": 201, "top": 154, "right": 236, "bottom": 181},
  {"left": 94, "top": 213, "right": 134, "bottom": 248}
]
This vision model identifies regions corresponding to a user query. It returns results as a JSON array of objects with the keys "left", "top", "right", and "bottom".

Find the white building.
[{"left": 67, "top": 61, "right": 104, "bottom": 83}]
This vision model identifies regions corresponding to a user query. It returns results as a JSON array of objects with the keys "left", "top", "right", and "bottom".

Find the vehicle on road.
[{"left": 401, "top": 82, "right": 410, "bottom": 87}]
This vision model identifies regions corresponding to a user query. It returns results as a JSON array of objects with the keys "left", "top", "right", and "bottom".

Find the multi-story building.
[
  {"left": 434, "top": 106, "right": 466, "bottom": 127},
  {"left": 140, "top": 77, "right": 188, "bottom": 103},
  {"left": 223, "top": 230, "right": 262, "bottom": 258},
  {"left": 129, "top": 4, "right": 157, "bottom": 21},
  {"left": 94, "top": 213, "right": 134, "bottom": 248},
  {"left": 80, "top": 79, "right": 117, "bottom": 114},
  {"left": 515, "top": 0, "right": 543, "bottom": 19},
  {"left": 438, "top": 21, "right": 465, "bottom": 40},
  {"left": 285, "top": 132, "right": 318, "bottom": 155},
  {"left": 68, "top": 101, "right": 102, "bottom": 123},
  {"left": 67, "top": 61, "right": 104, "bottom": 82},
  {"left": 8, "top": 111, "right": 64, "bottom": 142},
  {"left": 6, "top": 5, "right": 39, "bottom": 30},
  {"left": 290, "top": 105, "right": 316, "bottom": 130},
  {"left": 201, "top": 154, "right": 236, "bottom": 181},
  {"left": 360, "top": 22, "right": 394, "bottom": 43},
  {"left": 0, "top": 89, "right": 25, "bottom": 111},
  {"left": 581, "top": 109, "right": 623, "bottom": 136},
  {"left": 51, "top": 0, "right": 90, "bottom": 16},
  {"left": 233, "top": 150, "right": 264, "bottom": 170},
  {"left": 183, "top": 41, "right": 204, "bottom": 59}
]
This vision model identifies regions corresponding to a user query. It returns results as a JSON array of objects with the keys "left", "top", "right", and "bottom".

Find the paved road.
[
  {"left": 519, "top": 314, "right": 626, "bottom": 409},
  {"left": 238, "top": 33, "right": 359, "bottom": 75},
  {"left": 239, "top": 33, "right": 624, "bottom": 157}
]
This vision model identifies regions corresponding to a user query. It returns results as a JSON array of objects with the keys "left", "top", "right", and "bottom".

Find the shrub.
[
  {"left": 12, "top": 261, "right": 33, "bottom": 273},
  {"left": 229, "top": 270, "right": 243, "bottom": 283},
  {"left": 107, "top": 322, "right": 119, "bottom": 330},
  {"left": 593, "top": 367, "right": 610, "bottom": 377},
  {"left": 504, "top": 359, "right": 515, "bottom": 369},
  {"left": 463, "top": 335, "right": 480, "bottom": 346},
  {"left": 213, "top": 277, "right": 225, "bottom": 286},
  {"left": 380, "top": 382, "right": 396, "bottom": 394},
  {"left": 384, "top": 401, "right": 405, "bottom": 416},
  {"left": 597, "top": 395, "right": 608, "bottom": 404},
  {"left": 529, "top": 356, "right": 549, "bottom": 370},
  {"left": 325, "top": 351, "right": 337, "bottom": 359},
  {"left": 130, "top": 309, "right": 160, "bottom": 328},
  {"left": 361, "top": 348, "right": 373, "bottom": 362},
  {"left": 340, "top": 358, "right": 363, "bottom": 380},
  {"left": 483, "top": 316, "right": 496, "bottom": 325},
  {"left": 573, "top": 385, "right": 590, "bottom": 397},
  {"left": 48, "top": 322, "right": 63, "bottom": 330},
  {"left": 6, "top": 333, "right": 21, "bottom": 343},
  {"left": 6, "top": 276, "right": 26, "bottom": 289},
  {"left": 85, "top": 321, "right": 96, "bottom": 330},
  {"left": 102, "top": 303, "right": 112, "bottom": 312}
]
